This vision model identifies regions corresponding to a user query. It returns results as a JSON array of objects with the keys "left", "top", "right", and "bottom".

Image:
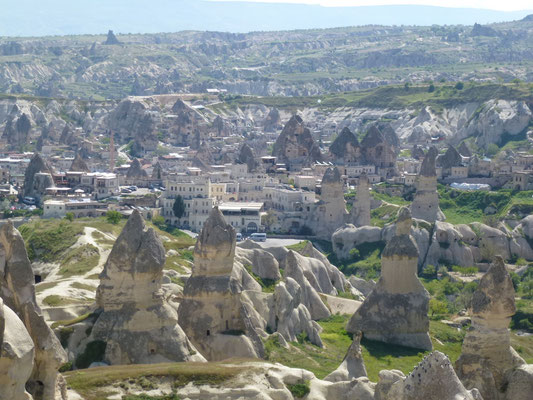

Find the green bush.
[
  {"left": 65, "top": 212, "right": 74, "bottom": 221},
  {"left": 287, "top": 381, "right": 310, "bottom": 398},
  {"left": 106, "top": 210, "right": 122, "bottom": 225}
]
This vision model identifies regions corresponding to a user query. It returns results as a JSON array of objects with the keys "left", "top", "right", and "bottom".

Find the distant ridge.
[{"left": 1, "top": 0, "right": 532, "bottom": 37}]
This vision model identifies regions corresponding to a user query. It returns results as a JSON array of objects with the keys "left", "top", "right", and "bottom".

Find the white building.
[{"left": 218, "top": 202, "right": 264, "bottom": 233}]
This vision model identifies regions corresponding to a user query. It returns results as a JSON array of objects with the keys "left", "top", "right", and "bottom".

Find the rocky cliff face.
[
  {"left": 24, "top": 153, "right": 53, "bottom": 200},
  {"left": 0, "top": 221, "right": 67, "bottom": 400},
  {"left": 272, "top": 115, "right": 322, "bottom": 168},
  {"left": 411, "top": 147, "right": 445, "bottom": 223},
  {"left": 93, "top": 210, "right": 204, "bottom": 365}
]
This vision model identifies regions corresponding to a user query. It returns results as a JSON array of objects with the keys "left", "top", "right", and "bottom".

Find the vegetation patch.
[
  {"left": 287, "top": 381, "right": 310, "bottom": 398},
  {"left": 65, "top": 362, "right": 245, "bottom": 400},
  {"left": 19, "top": 219, "right": 84, "bottom": 262},
  {"left": 70, "top": 282, "right": 97, "bottom": 291},
  {"left": 244, "top": 264, "right": 279, "bottom": 293},
  {"left": 43, "top": 294, "right": 88, "bottom": 307},
  {"left": 59, "top": 244, "right": 100, "bottom": 277}
]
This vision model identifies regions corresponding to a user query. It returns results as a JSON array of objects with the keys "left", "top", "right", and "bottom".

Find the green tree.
[
  {"left": 173, "top": 195, "right": 186, "bottom": 219},
  {"left": 106, "top": 210, "right": 122, "bottom": 225},
  {"left": 429, "top": 298, "right": 448, "bottom": 318},
  {"left": 65, "top": 212, "right": 74, "bottom": 222},
  {"left": 152, "top": 215, "right": 166, "bottom": 230},
  {"left": 428, "top": 83, "right": 435, "bottom": 93},
  {"left": 455, "top": 81, "right": 464, "bottom": 90},
  {"left": 485, "top": 143, "right": 499, "bottom": 157}
]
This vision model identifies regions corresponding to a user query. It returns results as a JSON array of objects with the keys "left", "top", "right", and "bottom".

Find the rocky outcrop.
[
  {"left": 332, "top": 225, "right": 383, "bottom": 260},
  {"left": 272, "top": 115, "right": 322, "bottom": 168},
  {"left": 455, "top": 256, "right": 527, "bottom": 400},
  {"left": 376, "top": 351, "right": 482, "bottom": 400},
  {"left": 411, "top": 146, "right": 445, "bottom": 223},
  {"left": 238, "top": 143, "right": 258, "bottom": 172},
  {"left": 307, "top": 167, "right": 348, "bottom": 239},
  {"left": 169, "top": 99, "right": 209, "bottom": 148},
  {"left": 351, "top": 172, "right": 371, "bottom": 227},
  {"left": 126, "top": 158, "right": 148, "bottom": 178},
  {"left": 104, "top": 30, "right": 121, "bottom": 45},
  {"left": 93, "top": 210, "right": 204, "bottom": 365},
  {"left": 179, "top": 207, "right": 264, "bottom": 361},
  {"left": 263, "top": 108, "right": 281, "bottom": 132},
  {"left": 425, "top": 221, "right": 475, "bottom": 268},
  {"left": 437, "top": 145, "right": 463, "bottom": 177},
  {"left": 273, "top": 278, "right": 323, "bottom": 347},
  {"left": 324, "top": 332, "right": 367, "bottom": 382},
  {"left": 458, "top": 141, "right": 472, "bottom": 157},
  {"left": 329, "top": 127, "right": 360, "bottom": 163},
  {"left": 0, "top": 221, "right": 67, "bottom": 400},
  {"left": 107, "top": 99, "right": 155, "bottom": 144},
  {"left": 24, "top": 153, "right": 53, "bottom": 200},
  {"left": 360, "top": 125, "right": 397, "bottom": 173},
  {"left": 411, "top": 145, "right": 425, "bottom": 160},
  {"left": 280, "top": 250, "right": 331, "bottom": 320},
  {"left": 0, "top": 298, "right": 35, "bottom": 400},
  {"left": 3, "top": 113, "right": 31, "bottom": 147},
  {"left": 151, "top": 161, "right": 163, "bottom": 180},
  {"left": 69, "top": 153, "right": 90, "bottom": 172},
  {"left": 347, "top": 208, "right": 432, "bottom": 351}
]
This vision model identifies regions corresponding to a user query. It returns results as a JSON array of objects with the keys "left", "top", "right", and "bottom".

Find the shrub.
[
  {"left": 65, "top": 212, "right": 74, "bottom": 221},
  {"left": 455, "top": 82, "right": 464, "bottom": 90},
  {"left": 428, "top": 83, "right": 435, "bottom": 92},
  {"left": 106, "top": 210, "right": 122, "bottom": 224},
  {"left": 422, "top": 265, "right": 437, "bottom": 278},
  {"left": 429, "top": 298, "right": 448, "bottom": 319},
  {"left": 152, "top": 215, "right": 167, "bottom": 230},
  {"left": 287, "top": 381, "right": 310, "bottom": 398}
]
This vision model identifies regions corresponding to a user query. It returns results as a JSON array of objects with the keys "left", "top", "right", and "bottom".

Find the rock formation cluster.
[
  {"left": 272, "top": 115, "right": 322, "bottom": 168},
  {"left": 92, "top": 210, "right": 204, "bottom": 365},
  {"left": 347, "top": 207, "right": 432, "bottom": 351}
]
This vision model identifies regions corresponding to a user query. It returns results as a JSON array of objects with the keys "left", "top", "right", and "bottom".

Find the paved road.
[{"left": 255, "top": 238, "right": 303, "bottom": 248}]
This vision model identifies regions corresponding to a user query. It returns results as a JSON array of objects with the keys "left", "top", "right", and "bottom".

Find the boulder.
[
  {"left": 347, "top": 208, "right": 432, "bottom": 351},
  {"left": 69, "top": 152, "right": 90, "bottom": 172},
  {"left": 23, "top": 153, "right": 53, "bottom": 200},
  {"left": 237, "top": 143, "right": 258, "bottom": 172},
  {"left": 348, "top": 276, "right": 376, "bottom": 297},
  {"left": 126, "top": 158, "right": 148, "bottom": 178},
  {"left": 332, "top": 225, "right": 382, "bottom": 260},
  {"left": 425, "top": 221, "right": 475, "bottom": 268},
  {"left": 93, "top": 210, "right": 204, "bottom": 365}
]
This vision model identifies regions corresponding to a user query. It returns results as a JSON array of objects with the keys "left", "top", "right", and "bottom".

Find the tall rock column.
[
  {"left": 351, "top": 171, "right": 371, "bottom": 227},
  {"left": 93, "top": 210, "right": 204, "bottom": 365},
  {"left": 179, "top": 207, "right": 264, "bottom": 361},
  {"left": 411, "top": 146, "right": 445, "bottom": 222},
  {"left": 0, "top": 221, "right": 67, "bottom": 400},
  {"left": 455, "top": 256, "right": 526, "bottom": 400},
  {"left": 347, "top": 207, "right": 432, "bottom": 351}
]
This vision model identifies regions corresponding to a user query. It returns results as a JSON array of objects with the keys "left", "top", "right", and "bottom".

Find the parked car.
[
  {"left": 128, "top": 186, "right": 138, "bottom": 191},
  {"left": 250, "top": 233, "right": 266, "bottom": 242},
  {"left": 121, "top": 188, "right": 132, "bottom": 194},
  {"left": 236, "top": 233, "right": 243, "bottom": 241},
  {"left": 22, "top": 196, "right": 36, "bottom": 205}
]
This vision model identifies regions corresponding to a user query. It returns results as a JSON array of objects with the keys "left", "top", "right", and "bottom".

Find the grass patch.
[
  {"left": 371, "top": 203, "right": 401, "bottom": 227},
  {"left": 65, "top": 362, "right": 245, "bottom": 400},
  {"left": 70, "top": 282, "right": 97, "bottom": 292},
  {"left": 19, "top": 219, "right": 84, "bottom": 262},
  {"left": 43, "top": 295, "right": 88, "bottom": 307},
  {"left": 59, "top": 244, "right": 100, "bottom": 278},
  {"left": 286, "top": 240, "right": 309, "bottom": 252},
  {"left": 35, "top": 281, "right": 58, "bottom": 293}
]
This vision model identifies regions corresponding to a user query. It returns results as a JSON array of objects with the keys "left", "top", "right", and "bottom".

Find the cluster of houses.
[{"left": 2, "top": 113, "right": 532, "bottom": 236}]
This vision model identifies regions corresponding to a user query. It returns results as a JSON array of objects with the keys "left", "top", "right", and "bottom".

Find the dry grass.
[{"left": 65, "top": 362, "right": 246, "bottom": 400}]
